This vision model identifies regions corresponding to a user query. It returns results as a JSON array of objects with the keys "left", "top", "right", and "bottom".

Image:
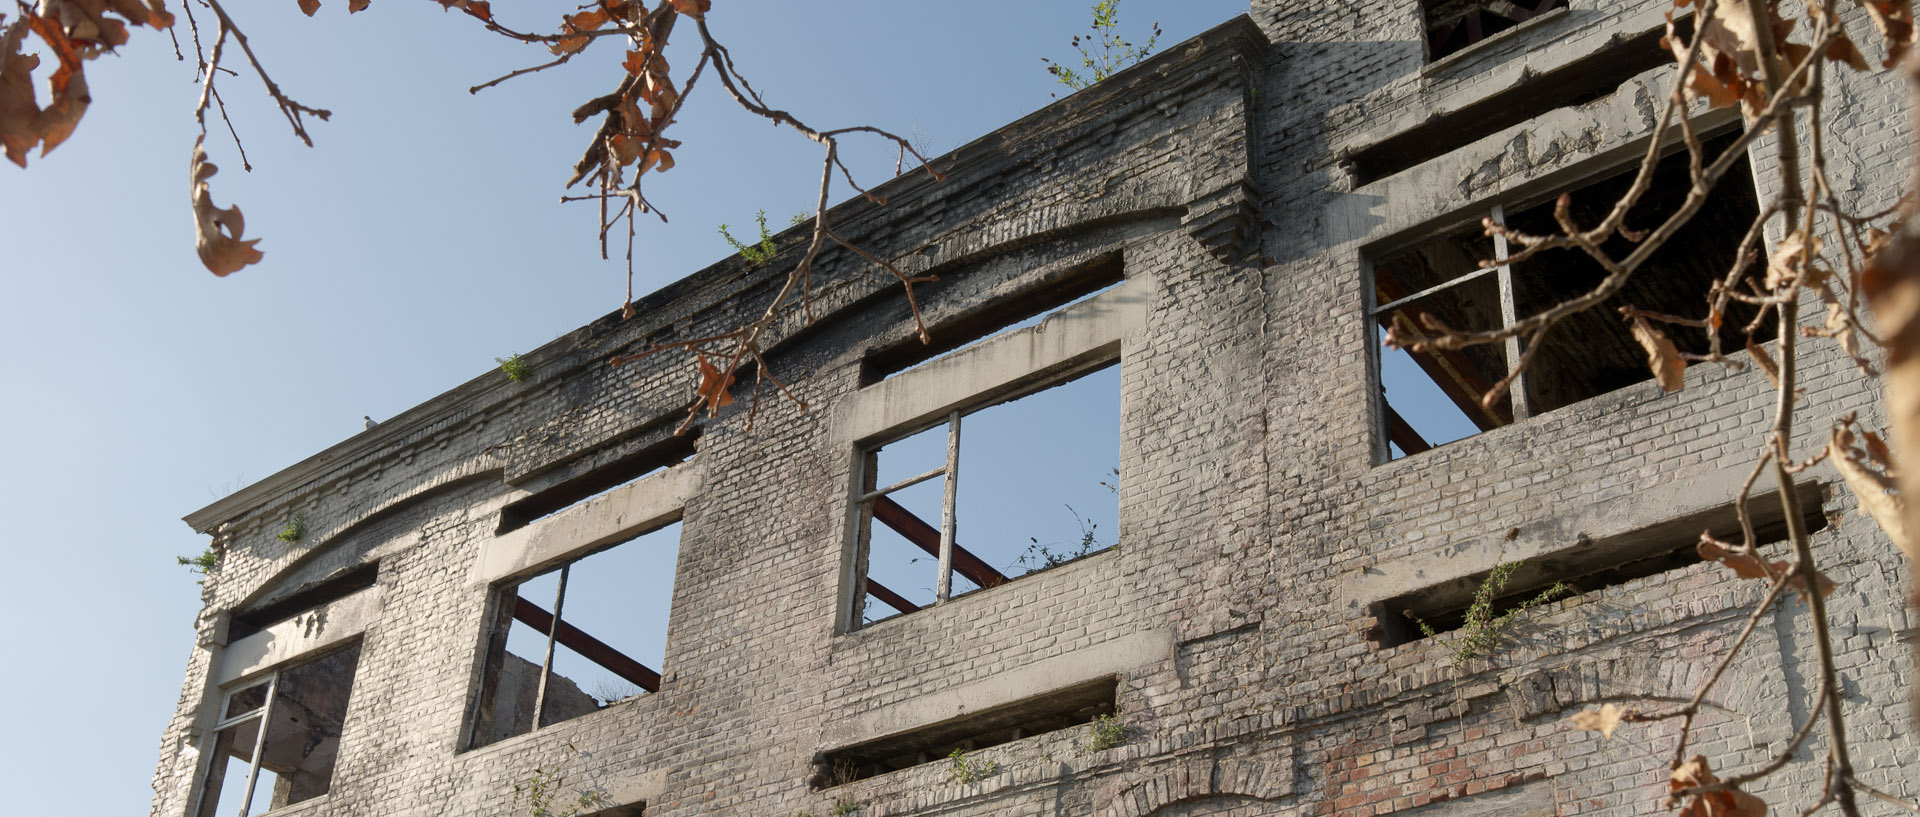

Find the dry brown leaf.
[
  {"left": 1568, "top": 703, "right": 1630, "bottom": 739},
  {"left": 34, "top": 63, "right": 85, "bottom": 155},
  {"left": 190, "top": 139, "right": 265, "bottom": 276},
  {"left": 0, "top": 19, "right": 43, "bottom": 168},
  {"left": 1699, "top": 537, "right": 1838, "bottom": 600},
  {"left": 435, "top": 0, "right": 492, "bottom": 22},
  {"left": 695, "top": 354, "right": 735, "bottom": 415},
  {"left": 1766, "top": 230, "right": 1820, "bottom": 290},
  {"left": 550, "top": 9, "right": 610, "bottom": 55},
  {"left": 1631, "top": 317, "right": 1687, "bottom": 392},
  {"left": 297, "top": 0, "right": 321, "bottom": 15},
  {"left": 1830, "top": 421, "right": 1914, "bottom": 563},
  {"left": 349, "top": 0, "right": 370, "bottom": 12},
  {"left": 1745, "top": 338, "right": 1780, "bottom": 389},
  {"left": 1825, "top": 30, "right": 1872, "bottom": 71},
  {"left": 669, "top": 0, "right": 710, "bottom": 18},
  {"left": 1672, "top": 756, "right": 1769, "bottom": 817},
  {"left": 1864, "top": 0, "right": 1915, "bottom": 67}
]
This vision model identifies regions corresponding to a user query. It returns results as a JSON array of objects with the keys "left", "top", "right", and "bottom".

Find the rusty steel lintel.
[
  {"left": 864, "top": 579, "right": 921, "bottom": 615},
  {"left": 513, "top": 597, "right": 662, "bottom": 693},
  {"left": 1384, "top": 401, "right": 1434, "bottom": 455},
  {"left": 870, "top": 494, "right": 1009, "bottom": 589}
]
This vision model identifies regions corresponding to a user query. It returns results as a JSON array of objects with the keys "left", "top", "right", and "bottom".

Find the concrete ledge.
[
  {"left": 831, "top": 275, "right": 1154, "bottom": 446},
  {"left": 820, "top": 628, "right": 1172, "bottom": 750},
  {"left": 473, "top": 460, "right": 700, "bottom": 586},
  {"left": 1337, "top": 467, "right": 1802, "bottom": 608},
  {"left": 217, "top": 584, "right": 381, "bottom": 686}
]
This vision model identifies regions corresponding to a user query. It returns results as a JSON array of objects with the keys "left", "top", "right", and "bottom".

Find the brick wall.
[{"left": 152, "top": 5, "right": 1916, "bottom": 817}]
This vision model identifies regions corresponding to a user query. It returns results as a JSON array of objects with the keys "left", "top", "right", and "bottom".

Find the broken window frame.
[
  {"left": 1421, "top": 0, "right": 1570, "bottom": 63},
  {"left": 467, "top": 521, "right": 677, "bottom": 749},
  {"left": 194, "top": 643, "right": 362, "bottom": 817},
  {"left": 848, "top": 359, "right": 1119, "bottom": 627},
  {"left": 1369, "top": 202, "right": 1528, "bottom": 459},
  {"left": 1368, "top": 126, "right": 1761, "bottom": 460}
]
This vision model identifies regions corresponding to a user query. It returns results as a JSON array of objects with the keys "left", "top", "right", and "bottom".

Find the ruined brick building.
[{"left": 152, "top": 2, "right": 1919, "bottom": 816}]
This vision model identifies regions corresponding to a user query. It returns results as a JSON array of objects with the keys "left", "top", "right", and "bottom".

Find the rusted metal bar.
[
  {"left": 863, "top": 579, "right": 921, "bottom": 615},
  {"left": 1384, "top": 401, "right": 1434, "bottom": 455},
  {"left": 870, "top": 495, "right": 1008, "bottom": 589},
  {"left": 514, "top": 596, "right": 662, "bottom": 693}
]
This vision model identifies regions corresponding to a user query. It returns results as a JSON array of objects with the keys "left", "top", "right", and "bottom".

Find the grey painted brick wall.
[{"left": 153, "top": 5, "right": 1916, "bottom": 817}]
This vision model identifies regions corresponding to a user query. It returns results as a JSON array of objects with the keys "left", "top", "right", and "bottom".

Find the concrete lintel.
[
  {"left": 217, "top": 584, "right": 382, "bottom": 686},
  {"left": 473, "top": 459, "right": 701, "bottom": 586},
  {"left": 831, "top": 275, "right": 1154, "bottom": 446},
  {"left": 590, "top": 768, "right": 665, "bottom": 815},
  {"left": 1338, "top": 466, "right": 1792, "bottom": 608},
  {"left": 1343, "top": 71, "right": 1738, "bottom": 258},
  {"left": 821, "top": 628, "right": 1172, "bottom": 750}
]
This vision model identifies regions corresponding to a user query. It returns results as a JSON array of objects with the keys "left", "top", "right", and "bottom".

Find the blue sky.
[{"left": 0, "top": 1, "right": 1249, "bottom": 812}]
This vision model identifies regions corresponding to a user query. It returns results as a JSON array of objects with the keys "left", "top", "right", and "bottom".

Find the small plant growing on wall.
[
  {"left": 512, "top": 759, "right": 606, "bottom": 817},
  {"left": 831, "top": 797, "right": 859, "bottom": 816},
  {"left": 275, "top": 511, "right": 307, "bottom": 544},
  {"left": 1041, "top": 0, "right": 1161, "bottom": 91},
  {"left": 946, "top": 748, "right": 1000, "bottom": 784},
  {"left": 497, "top": 353, "right": 532, "bottom": 383},
  {"left": 719, "top": 210, "right": 778, "bottom": 267},
  {"left": 1404, "top": 560, "right": 1571, "bottom": 665},
  {"left": 175, "top": 546, "right": 222, "bottom": 585},
  {"left": 1082, "top": 713, "right": 1128, "bottom": 753}
]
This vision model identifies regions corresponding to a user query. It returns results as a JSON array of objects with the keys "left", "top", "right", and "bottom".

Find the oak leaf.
[
  {"left": 669, "top": 0, "right": 710, "bottom": 19},
  {"left": 190, "top": 138, "right": 265, "bottom": 276},
  {"left": 298, "top": 0, "right": 321, "bottom": 16},
  {"left": 1630, "top": 316, "right": 1687, "bottom": 392},
  {"left": 1568, "top": 703, "right": 1630, "bottom": 739}
]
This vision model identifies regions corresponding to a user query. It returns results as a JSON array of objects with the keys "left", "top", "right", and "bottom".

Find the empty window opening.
[
  {"left": 851, "top": 364, "right": 1120, "bottom": 628},
  {"left": 1423, "top": 0, "right": 1568, "bottom": 62},
  {"left": 498, "top": 432, "right": 698, "bottom": 533},
  {"left": 195, "top": 643, "right": 362, "bottom": 817},
  {"left": 862, "top": 256, "right": 1124, "bottom": 383},
  {"left": 229, "top": 563, "right": 378, "bottom": 643},
  {"left": 1350, "top": 20, "right": 1683, "bottom": 184},
  {"left": 1371, "top": 482, "right": 1826, "bottom": 648},
  {"left": 469, "top": 522, "right": 681, "bottom": 749},
  {"left": 1372, "top": 129, "right": 1764, "bottom": 460},
  {"left": 816, "top": 677, "right": 1117, "bottom": 786}
]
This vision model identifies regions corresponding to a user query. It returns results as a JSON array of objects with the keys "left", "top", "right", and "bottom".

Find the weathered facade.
[{"left": 152, "top": 3, "right": 1919, "bottom": 816}]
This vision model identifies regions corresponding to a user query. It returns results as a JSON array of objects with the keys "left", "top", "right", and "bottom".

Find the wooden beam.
[
  {"left": 513, "top": 597, "right": 661, "bottom": 693},
  {"left": 871, "top": 495, "right": 1009, "bottom": 589}
]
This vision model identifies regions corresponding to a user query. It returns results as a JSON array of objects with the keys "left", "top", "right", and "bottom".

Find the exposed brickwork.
[{"left": 153, "top": 5, "right": 1915, "bottom": 817}]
